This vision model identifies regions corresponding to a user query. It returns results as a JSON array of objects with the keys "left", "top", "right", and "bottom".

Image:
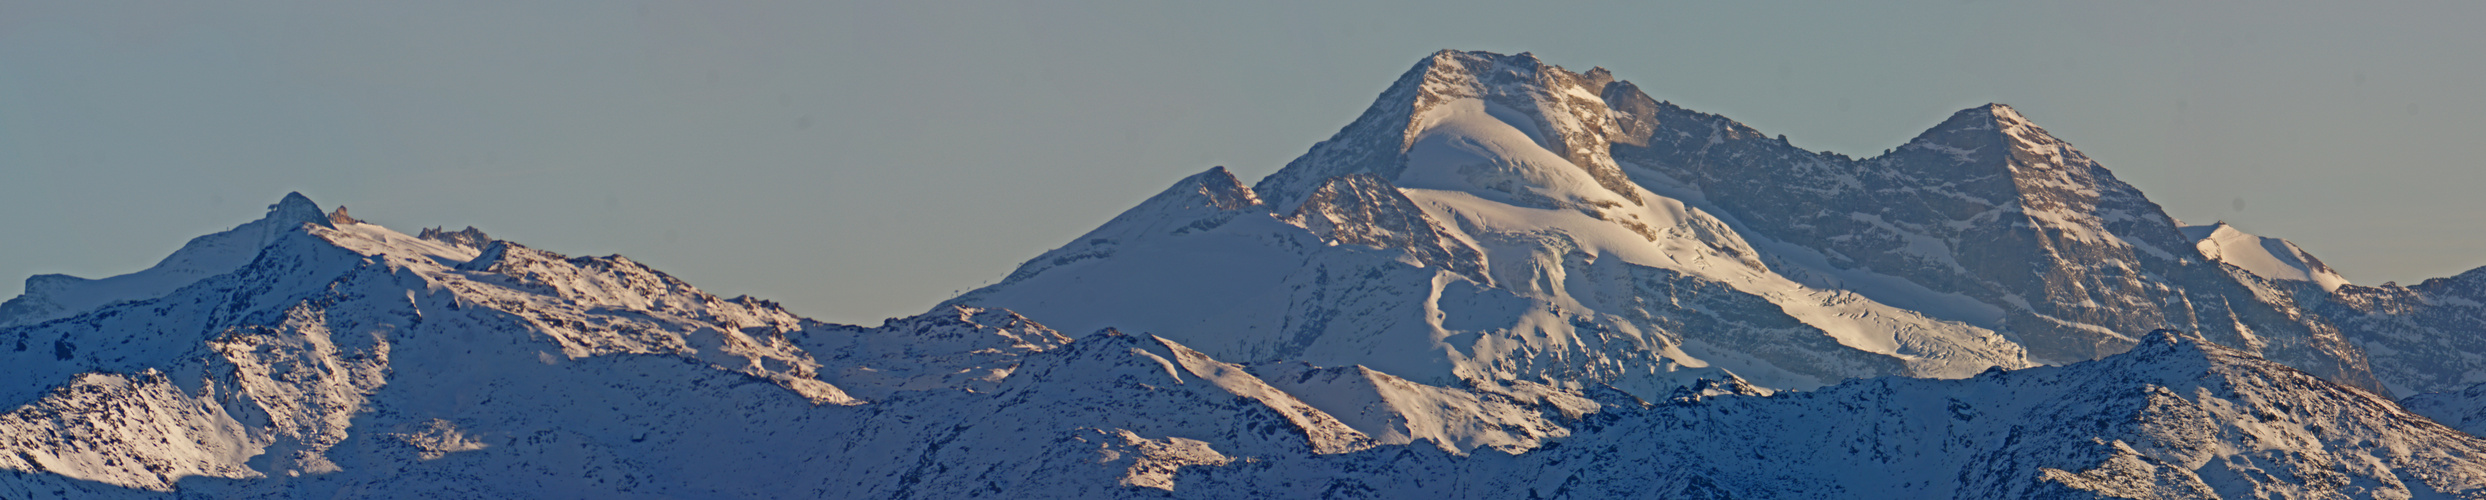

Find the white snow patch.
[{"left": 2182, "top": 223, "right": 2351, "bottom": 291}]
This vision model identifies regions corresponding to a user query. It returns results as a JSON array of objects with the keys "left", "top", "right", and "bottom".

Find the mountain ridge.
[
  {"left": 1, "top": 188, "right": 2480, "bottom": 498},
  {"left": 1596, "top": 62, "right": 2383, "bottom": 392},
  {"left": 0, "top": 192, "right": 331, "bottom": 329},
  {"left": 958, "top": 49, "right": 2386, "bottom": 398},
  {"left": 5, "top": 48, "right": 2486, "bottom": 497}
]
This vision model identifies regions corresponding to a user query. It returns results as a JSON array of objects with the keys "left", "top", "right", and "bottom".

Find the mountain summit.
[
  {"left": 2182, "top": 221, "right": 2352, "bottom": 291},
  {"left": 959, "top": 50, "right": 2064, "bottom": 396},
  {"left": 1601, "top": 77, "right": 2381, "bottom": 392},
  {"left": 0, "top": 192, "right": 331, "bottom": 328},
  {"left": 1254, "top": 50, "right": 1641, "bottom": 212}
]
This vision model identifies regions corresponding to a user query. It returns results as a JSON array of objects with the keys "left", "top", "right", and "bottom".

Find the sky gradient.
[{"left": 4, "top": 1, "right": 2482, "bottom": 325}]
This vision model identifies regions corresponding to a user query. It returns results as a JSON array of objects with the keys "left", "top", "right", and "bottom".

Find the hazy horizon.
[{"left": 5, "top": 1, "right": 2481, "bottom": 325}]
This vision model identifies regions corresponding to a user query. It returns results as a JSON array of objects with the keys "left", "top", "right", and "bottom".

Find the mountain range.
[{"left": 4, "top": 50, "right": 2483, "bottom": 498}]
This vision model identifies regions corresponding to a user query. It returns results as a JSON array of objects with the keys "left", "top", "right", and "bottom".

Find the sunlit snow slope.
[
  {"left": 2183, "top": 222, "right": 2352, "bottom": 292},
  {"left": 0, "top": 194, "right": 329, "bottom": 328}
]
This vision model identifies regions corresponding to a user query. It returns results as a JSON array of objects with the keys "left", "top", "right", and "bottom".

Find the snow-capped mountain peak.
[
  {"left": 1608, "top": 87, "right": 2382, "bottom": 393},
  {"left": 325, "top": 206, "right": 361, "bottom": 226},
  {"left": 0, "top": 192, "right": 333, "bottom": 328},
  {"left": 957, "top": 50, "right": 2035, "bottom": 399},
  {"left": 1252, "top": 50, "right": 1638, "bottom": 213},
  {"left": 2182, "top": 221, "right": 2352, "bottom": 291},
  {"left": 1889, "top": 103, "right": 2094, "bottom": 186},
  {"left": 268, "top": 192, "right": 327, "bottom": 225},
  {"left": 416, "top": 225, "right": 493, "bottom": 250}
]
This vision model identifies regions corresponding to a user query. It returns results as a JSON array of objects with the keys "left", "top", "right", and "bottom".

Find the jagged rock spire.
[
  {"left": 419, "top": 226, "right": 494, "bottom": 249},
  {"left": 327, "top": 206, "right": 360, "bottom": 225}
]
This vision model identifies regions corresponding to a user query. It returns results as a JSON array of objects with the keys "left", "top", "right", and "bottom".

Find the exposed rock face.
[
  {"left": 416, "top": 226, "right": 492, "bottom": 249},
  {"left": 326, "top": 206, "right": 360, "bottom": 226},
  {"left": 793, "top": 304, "right": 1071, "bottom": 401},
  {"left": 2318, "top": 267, "right": 2486, "bottom": 396},
  {"left": 2404, "top": 378, "right": 2486, "bottom": 437},
  {"left": 1286, "top": 174, "right": 1486, "bottom": 280},
  {"left": 1606, "top": 91, "right": 2380, "bottom": 393}
]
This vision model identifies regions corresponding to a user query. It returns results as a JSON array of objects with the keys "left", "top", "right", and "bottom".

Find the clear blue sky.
[{"left": 4, "top": 1, "right": 2481, "bottom": 325}]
